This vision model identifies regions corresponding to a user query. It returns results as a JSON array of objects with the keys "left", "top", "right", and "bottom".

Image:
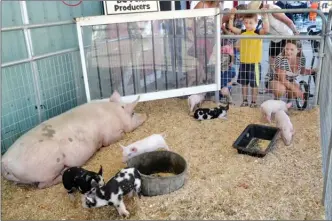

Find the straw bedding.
[{"left": 1, "top": 98, "right": 324, "bottom": 220}]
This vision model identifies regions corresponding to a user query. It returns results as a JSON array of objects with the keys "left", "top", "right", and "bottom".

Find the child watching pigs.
[
  {"left": 228, "top": 7, "right": 269, "bottom": 108},
  {"left": 219, "top": 43, "right": 236, "bottom": 104}
]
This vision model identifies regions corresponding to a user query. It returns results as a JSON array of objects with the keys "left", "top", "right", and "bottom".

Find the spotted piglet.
[
  {"left": 193, "top": 103, "right": 229, "bottom": 121},
  {"left": 81, "top": 167, "right": 142, "bottom": 218},
  {"left": 62, "top": 166, "right": 104, "bottom": 201}
]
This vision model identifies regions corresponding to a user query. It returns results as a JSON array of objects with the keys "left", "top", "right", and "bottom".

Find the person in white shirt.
[
  {"left": 186, "top": 1, "right": 223, "bottom": 86},
  {"left": 190, "top": 1, "right": 200, "bottom": 9}
]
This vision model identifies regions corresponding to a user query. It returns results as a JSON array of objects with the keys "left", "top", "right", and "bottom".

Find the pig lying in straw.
[
  {"left": 275, "top": 110, "right": 295, "bottom": 146},
  {"left": 193, "top": 102, "right": 229, "bottom": 121},
  {"left": 260, "top": 100, "right": 292, "bottom": 123},
  {"left": 188, "top": 93, "right": 206, "bottom": 114},
  {"left": 81, "top": 167, "right": 142, "bottom": 218},
  {"left": 1, "top": 91, "right": 147, "bottom": 189},
  {"left": 121, "top": 133, "right": 169, "bottom": 163}
]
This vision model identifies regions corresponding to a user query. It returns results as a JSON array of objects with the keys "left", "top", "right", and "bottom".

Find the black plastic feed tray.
[
  {"left": 126, "top": 151, "right": 187, "bottom": 197},
  {"left": 233, "top": 124, "right": 280, "bottom": 158}
]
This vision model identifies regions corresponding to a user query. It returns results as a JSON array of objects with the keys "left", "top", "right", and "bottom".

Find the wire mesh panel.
[
  {"left": 77, "top": 9, "right": 221, "bottom": 102},
  {"left": 213, "top": 7, "right": 325, "bottom": 110},
  {"left": 1, "top": 63, "right": 40, "bottom": 154},
  {"left": 36, "top": 51, "right": 87, "bottom": 121}
]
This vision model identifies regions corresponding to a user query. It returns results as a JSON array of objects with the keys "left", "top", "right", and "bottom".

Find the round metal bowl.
[{"left": 126, "top": 151, "right": 187, "bottom": 197}]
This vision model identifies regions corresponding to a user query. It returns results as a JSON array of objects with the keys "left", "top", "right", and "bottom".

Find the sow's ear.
[
  {"left": 109, "top": 90, "right": 121, "bottom": 103},
  {"left": 124, "top": 95, "right": 140, "bottom": 114}
]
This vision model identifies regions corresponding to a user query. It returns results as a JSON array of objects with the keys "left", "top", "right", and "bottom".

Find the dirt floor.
[{"left": 1, "top": 98, "right": 325, "bottom": 220}]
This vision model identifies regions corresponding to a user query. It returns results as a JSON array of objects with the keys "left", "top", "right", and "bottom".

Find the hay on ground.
[{"left": 1, "top": 98, "right": 324, "bottom": 220}]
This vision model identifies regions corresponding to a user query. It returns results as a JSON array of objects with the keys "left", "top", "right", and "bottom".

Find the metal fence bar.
[
  {"left": 19, "top": 1, "right": 43, "bottom": 123},
  {"left": 75, "top": 8, "right": 326, "bottom": 26},
  {"left": 93, "top": 84, "right": 218, "bottom": 104},
  {"left": 151, "top": 21, "right": 157, "bottom": 91},
  {"left": 118, "top": 23, "right": 127, "bottom": 96},
  {"left": 139, "top": 27, "right": 147, "bottom": 93},
  {"left": 0, "top": 0, "right": 2, "bottom": 145},
  {"left": 105, "top": 28, "right": 114, "bottom": 93},
  {"left": 163, "top": 21, "right": 168, "bottom": 90},
  {"left": 76, "top": 23, "right": 91, "bottom": 102},
  {"left": 321, "top": 8, "right": 332, "bottom": 219},
  {"left": 193, "top": 18, "right": 198, "bottom": 86},
  {"left": 170, "top": 20, "right": 177, "bottom": 89},
  {"left": 204, "top": 17, "right": 208, "bottom": 83},
  {"left": 127, "top": 23, "right": 136, "bottom": 95},
  {"left": 76, "top": 7, "right": 223, "bottom": 26},
  {"left": 1, "top": 20, "right": 74, "bottom": 32},
  {"left": 313, "top": 18, "right": 327, "bottom": 105},
  {"left": 214, "top": 11, "right": 221, "bottom": 103},
  {"left": 1, "top": 48, "right": 80, "bottom": 68},
  {"left": 220, "top": 35, "right": 322, "bottom": 40},
  {"left": 92, "top": 27, "right": 103, "bottom": 98},
  {"left": 183, "top": 17, "right": 188, "bottom": 87}
]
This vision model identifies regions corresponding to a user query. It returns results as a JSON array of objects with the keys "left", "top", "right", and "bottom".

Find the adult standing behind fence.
[
  {"left": 186, "top": 1, "right": 223, "bottom": 86},
  {"left": 274, "top": 0, "right": 295, "bottom": 23},
  {"left": 160, "top": 1, "right": 184, "bottom": 89},
  {"left": 247, "top": 2, "right": 300, "bottom": 72}
]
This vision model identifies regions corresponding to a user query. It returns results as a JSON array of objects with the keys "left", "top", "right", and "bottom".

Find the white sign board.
[{"left": 103, "top": 1, "right": 160, "bottom": 15}]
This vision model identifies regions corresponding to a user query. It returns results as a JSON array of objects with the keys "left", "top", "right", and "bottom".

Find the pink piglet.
[
  {"left": 188, "top": 93, "right": 206, "bottom": 114},
  {"left": 121, "top": 134, "right": 169, "bottom": 163},
  {"left": 260, "top": 100, "right": 292, "bottom": 123},
  {"left": 275, "top": 110, "right": 295, "bottom": 146}
]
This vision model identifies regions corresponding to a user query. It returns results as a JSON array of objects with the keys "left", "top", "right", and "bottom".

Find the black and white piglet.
[
  {"left": 81, "top": 167, "right": 142, "bottom": 218},
  {"left": 62, "top": 165, "right": 104, "bottom": 200},
  {"left": 193, "top": 102, "right": 229, "bottom": 121}
]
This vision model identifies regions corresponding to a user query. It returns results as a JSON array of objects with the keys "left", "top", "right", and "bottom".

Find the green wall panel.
[
  {"left": 2, "top": 1, "right": 22, "bottom": 27},
  {"left": 2, "top": 31, "right": 28, "bottom": 63},
  {"left": 30, "top": 24, "right": 78, "bottom": 56},
  {"left": 26, "top": 1, "right": 103, "bottom": 24},
  {"left": 1, "top": 1, "right": 102, "bottom": 153}
]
